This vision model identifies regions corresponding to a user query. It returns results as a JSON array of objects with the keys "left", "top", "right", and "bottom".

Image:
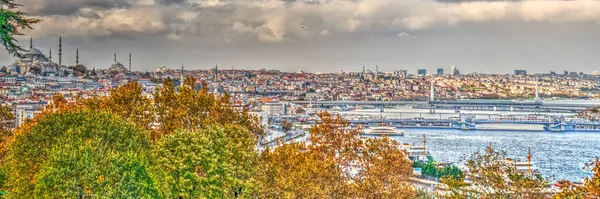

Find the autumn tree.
[
  {"left": 0, "top": 0, "right": 40, "bottom": 57},
  {"left": 2, "top": 111, "right": 159, "bottom": 198},
  {"left": 97, "top": 81, "right": 154, "bottom": 130},
  {"left": 154, "top": 125, "right": 257, "bottom": 198},
  {"left": 555, "top": 157, "right": 600, "bottom": 199},
  {"left": 153, "top": 78, "right": 262, "bottom": 138},
  {"left": 0, "top": 104, "right": 14, "bottom": 154},
  {"left": 255, "top": 143, "right": 340, "bottom": 198},
  {"left": 439, "top": 145, "right": 548, "bottom": 199},
  {"left": 355, "top": 136, "right": 415, "bottom": 198},
  {"left": 294, "top": 111, "right": 414, "bottom": 198}
]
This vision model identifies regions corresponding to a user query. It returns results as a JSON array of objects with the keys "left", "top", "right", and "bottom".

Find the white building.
[{"left": 260, "top": 103, "right": 285, "bottom": 115}]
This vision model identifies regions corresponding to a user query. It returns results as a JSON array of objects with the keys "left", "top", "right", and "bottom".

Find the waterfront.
[
  {"left": 346, "top": 108, "right": 599, "bottom": 182},
  {"left": 394, "top": 129, "right": 600, "bottom": 182}
]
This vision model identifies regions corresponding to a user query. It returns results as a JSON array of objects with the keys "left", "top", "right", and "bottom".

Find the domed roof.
[{"left": 26, "top": 48, "right": 43, "bottom": 56}]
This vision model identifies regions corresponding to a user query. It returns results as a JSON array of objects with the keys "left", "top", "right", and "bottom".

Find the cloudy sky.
[{"left": 3, "top": 0, "right": 600, "bottom": 74}]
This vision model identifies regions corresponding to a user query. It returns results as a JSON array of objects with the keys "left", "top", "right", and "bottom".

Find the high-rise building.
[
  {"left": 515, "top": 70, "right": 527, "bottom": 75},
  {"left": 437, "top": 68, "right": 444, "bottom": 75},
  {"left": 450, "top": 66, "right": 460, "bottom": 76},
  {"left": 417, "top": 69, "right": 427, "bottom": 76},
  {"left": 564, "top": 70, "right": 569, "bottom": 76}
]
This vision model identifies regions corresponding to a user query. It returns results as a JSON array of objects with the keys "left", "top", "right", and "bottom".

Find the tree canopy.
[
  {"left": 154, "top": 126, "right": 257, "bottom": 198},
  {"left": 2, "top": 110, "right": 159, "bottom": 198},
  {"left": 439, "top": 145, "right": 548, "bottom": 199},
  {"left": 0, "top": 0, "right": 40, "bottom": 57}
]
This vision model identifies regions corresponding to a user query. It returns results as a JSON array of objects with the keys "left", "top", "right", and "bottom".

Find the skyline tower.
[
  {"left": 48, "top": 49, "right": 52, "bottom": 61},
  {"left": 75, "top": 48, "right": 79, "bottom": 66},
  {"left": 129, "top": 52, "right": 131, "bottom": 72},
  {"left": 58, "top": 35, "right": 62, "bottom": 67}
]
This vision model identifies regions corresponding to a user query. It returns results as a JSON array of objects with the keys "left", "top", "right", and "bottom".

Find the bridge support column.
[
  {"left": 429, "top": 104, "right": 435, "bottom": 114},
  {"left": 380, "top": 105, "right": 384, "bottom": 113}
]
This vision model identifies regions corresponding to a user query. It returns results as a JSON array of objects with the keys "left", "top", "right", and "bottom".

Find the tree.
[
  {"left": 153, "top": 78, "right": 262, "bottom": 138},
  {"left": 355, "top": 136, "right": 415, "bottom": 198},
  {"left": 89, "top": 81, "right": 154, "bottom": 131},
  {"left": 255, "top": 143, "right": 340, "bottom": 198},
  {"left": 28, "top": 65, "right": 40, "bottom": 75},
  {"left": 439, "top": 145, "right": 548, "bottom": 199},
  {"left": 281, "top": 120, "right": 292, "bottom": 133},
  {"left": 555, "top": 157, "right": 600, "bottom": 198},
  {"left": 0, "top": 0, "right": 40, "bottom": 57},
  {"left": 295, "top": 106, "right": 305, "bottom": 114},
  {"left": 2, "top": 111, "right": 159, "bottom": 198},
  {"left": 306, "top": 112, "right": 414, "bottom": 198},
  {"left": 154, "top": 125, "right": 257, "bottom": 198},
  {"left": 0, "top": 104, "right": 14, "bottom": 158}
]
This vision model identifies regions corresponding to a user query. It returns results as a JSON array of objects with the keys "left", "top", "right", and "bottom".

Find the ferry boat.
[{"left": 364, "top": 125, "right": 404, "bottom": 136}]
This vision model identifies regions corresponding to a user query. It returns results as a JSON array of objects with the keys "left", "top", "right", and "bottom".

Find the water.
[
  {"left": 342, "top": 108, "right": 597, "bottom": 182},
  {"left": 396, "top": 129, "right": 600, "bottom": 182}
]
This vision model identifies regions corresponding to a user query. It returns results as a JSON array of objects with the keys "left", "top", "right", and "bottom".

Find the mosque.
[
  {"left": 6, "top": 37, "right": 67, "bottom": 76},
  {"left": 105, "top": 52, "right": 129, "bottom": 74}
]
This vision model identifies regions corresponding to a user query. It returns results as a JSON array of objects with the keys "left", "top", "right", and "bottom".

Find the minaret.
[
  {"left": 30, "top": 37, "right": 33, "bottom": 50},
  {"left": 375, "top": 65, "right": 379, "bottom": 82},
  {"left": 180, "top": 64, "right": 185, "bottom": 85},
  {"left": 58, "top": 35, "right": 62, "bottom": 67},
  {"left": 75, "top": 48, "right": 79, "bottom": 66},
  {"left": 48, "top": 49, "right": 52, "bottom": 61},
  {"left": 535, "top": 79, "right": 540, "bottom": 102},
  {"left": 215, "top": 64, "right": 218, "bottom": 80},
  {"left": 430, "top": 79, "right": 435, "bottom": 102},
  {"left": 129, "top": 52, "right": 131, "bottom": 71},
  {"left": 113, "top": 53, "right": 116, "bottom": 63}
]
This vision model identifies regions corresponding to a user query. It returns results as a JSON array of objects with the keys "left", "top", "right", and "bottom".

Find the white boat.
[{"left": 364, "top": 125, "right": 404, "bottom": 136}]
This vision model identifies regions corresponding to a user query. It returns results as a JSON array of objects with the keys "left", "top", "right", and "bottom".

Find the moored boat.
[{"left": 364, "top": 125, "right": 404, "bottom": 136}]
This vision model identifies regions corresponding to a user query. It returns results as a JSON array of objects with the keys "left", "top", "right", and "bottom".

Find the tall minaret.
[
  {"left": 430, "top": 79, "right": 435, "bottom": 102},
  {"left": 75, "top": 48, "right": 79, "bottom": 66},
  {"left": 29, "top": 37, "right": 33, "bottom": 50},
  {"left": 113, "top": 53, "right": 117, "bottom": 63},
  {"left": 180, "top": 64, "right": 185, "bottom": 85},
  {"left": 215, "top": 64, "right": 218, "bottom": 80},
  {"left": 48, "top": 49, "right": 52, "bottom": 61},
  {"left": 58, "top": 35, "right": 62, "bottom": 67},
  {"left": 375, "top": 65, "right": 379, "bottom": 82},
  {"left": 535, "top": 79, "right": 540, "bottom": 102},
  {"left": 129, "top": 52, "right": 131, "bottom": 71}
]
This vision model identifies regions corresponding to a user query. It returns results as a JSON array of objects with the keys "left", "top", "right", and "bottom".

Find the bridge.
[
  {"left": 291, "top": 80, "right": 599, "bottom": 113},
  {"left": 348, "top": 114, "right": 600, "bottom": 132}
]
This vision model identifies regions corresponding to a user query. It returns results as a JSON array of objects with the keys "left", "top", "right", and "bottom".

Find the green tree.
[
  {"left": 0, "top": 0, "right": 40, "bottom": 57},
  {"left": 0, "top": 104, "right": 14, "bottom": 158},
  {"left": 2, "top": 110, "right": 159, "bottom": 198},
  {"left": 439, "top": 145, "right": 548, "bottom": 199},
  {"left": 154, "top": 125, "right": 257, "bottom": 198}
]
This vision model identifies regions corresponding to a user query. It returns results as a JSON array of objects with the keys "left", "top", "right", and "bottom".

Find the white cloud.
[
  {"left": 23, "top": 0, "right": 600, "bottom": 41},
  {"left": 397, "top": 32, "right": 418, "bottom": 39}
]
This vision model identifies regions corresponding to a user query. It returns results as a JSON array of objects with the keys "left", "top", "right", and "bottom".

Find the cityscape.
[{"left": 1, "top": 0, "right": 600, "bottom": 198}]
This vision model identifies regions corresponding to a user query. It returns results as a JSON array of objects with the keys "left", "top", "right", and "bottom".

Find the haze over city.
[{"left": 2, "top": 0, "right": 600, "bottom": 73}]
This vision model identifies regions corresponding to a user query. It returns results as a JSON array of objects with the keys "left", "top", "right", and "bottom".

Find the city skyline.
[{"left": 3, "top": 0, "right": 600, "bottom": 73}]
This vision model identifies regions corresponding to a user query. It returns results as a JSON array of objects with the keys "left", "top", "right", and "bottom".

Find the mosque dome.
[{"left": 26, "top": 48, "right": 43, "bottom": 56}]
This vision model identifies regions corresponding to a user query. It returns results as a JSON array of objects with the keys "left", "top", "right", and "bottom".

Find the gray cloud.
[
  {"left": 155, "top": 0, "right": 187, "bottom": 5},
  {"left": 21, "top": 0, "right": 129, "bottom": 16},
  {"left": 5, "top": 0, "right": 600, "bottom": 74}
]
